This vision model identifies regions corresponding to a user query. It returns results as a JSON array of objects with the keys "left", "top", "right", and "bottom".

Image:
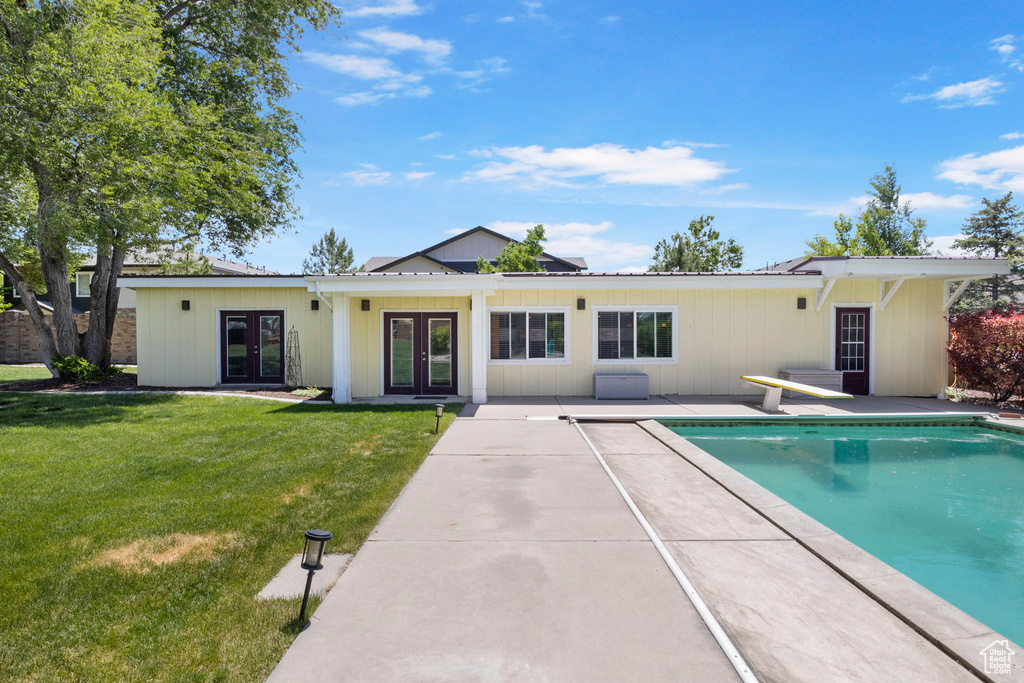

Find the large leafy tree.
[
  {"left": 303, "top": 229, "right": 356, "bottom": 274},
  {"left": 477, "top": 225, "right": 548, "bottom": 273},
  {"left": 649, "top": 215, "right": 743, "bottom": 272},
  {"left": 0, "top": 0, "right": 338, "bottom": 373},
  {"left": 952, "top": 193, "right": 1024, "bottom": 311},
  {"left": 806, "top": 165, "right": 931, "bottom": 256}
]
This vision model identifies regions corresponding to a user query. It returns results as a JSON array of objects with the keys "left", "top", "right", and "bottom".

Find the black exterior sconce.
[
  {"left": 797, "top": 297, "right": 807, "bottom": 310},
  {"left": 577, "top": 298, "right": 586, "bottom": 311},
  {"left": 181, "top": 300, "right": 190, "bottom": 311},
  {"left": 361, "top": 299, "right": 371, "bottom": 312}
]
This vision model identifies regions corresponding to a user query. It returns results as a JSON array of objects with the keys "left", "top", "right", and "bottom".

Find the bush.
[
  {"left": 50, "top": 356, "right": 119, "bottom": 382},
  {"left": 948, "top": 307, "right": 1024, "bottom": 402}
]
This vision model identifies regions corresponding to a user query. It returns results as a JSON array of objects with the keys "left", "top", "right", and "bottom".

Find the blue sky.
[{"left": 245, "top": 0, "right": 1024, "bottom": 273}]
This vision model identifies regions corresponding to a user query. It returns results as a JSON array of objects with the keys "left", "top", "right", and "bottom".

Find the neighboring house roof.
[
  {"left": 80, "top": 249, "right": 277, "bottom": 275},
  {"left": 365, "top": 226, "right": 587, "bottom": 273}
]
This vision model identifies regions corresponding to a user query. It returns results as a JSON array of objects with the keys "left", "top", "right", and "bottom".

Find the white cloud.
[
  {"left": 498, "top": 15, "right": 515, "bottom": 23},
  {"left": 358, "top": 28, "right": 452, "bottom": 65},
  {"left": 434, "top": 153, "right": 456, "bottom": 160},
  {"left": 806, "top": 192, "right": 972, "bottom": 216},
  {"left": 418, "top": 132, "right": 443, "bottom": 141},
  {"left": 344, "top": 0, "right": 423, "bottom": 18},
  {"left": 991, "top": 34, "right": 1024, "bottom": 72},
  {"left": 929, "top": 235, "right": 970, "bottom": 256},
  {"left": 601, "top": 15, "right": 621, "bottom": 24},
  {"left": 902, "top": 77, "right": 1005, "bottom": 108},
  {"left": 1001, "top": 132, "right": 1024, "bottom": 140},
  {"left": 521, "top": 0, "right": 547, "bottom": 20},
  {"left": 901, "top": 192, "right": 974, "bottom": 210},
  {"left": 334, "top": 91, "right": 396, "bottom": 106},
  {"left": 343, "top": 170, "right": 391, "bottom": 186},
  {"left": 701, "top": 183, "right": 749, "bottom": 195},
  {"left": 404, "top": 171, "right": 434, "bottom": 180},
  {"left": 464, "top": 143, "right": 734, "bottom": 189},
  {"left": 662, "top": 140, "right": 723, "bottom": 148},
  {"left": 938, "top": 144, "right": 1024, "bottom": 192},
  {"left": 911, "top": 67, "right": 937, "bottom": 82},
  {"left": 487, "top": 220, "right": 653, "bottom": 271},
  {"left": 306, "top": 52, "right": 414, "bottom": 81}
]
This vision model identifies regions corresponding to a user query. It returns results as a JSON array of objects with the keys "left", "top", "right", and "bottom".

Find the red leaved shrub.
[{"left": 948, "top": 306, "right": 1024, "bottom": 402}]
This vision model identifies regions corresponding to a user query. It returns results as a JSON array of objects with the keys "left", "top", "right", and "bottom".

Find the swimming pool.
[{"left": 666, "top": 419, "right": 1024, "bottom": 645}]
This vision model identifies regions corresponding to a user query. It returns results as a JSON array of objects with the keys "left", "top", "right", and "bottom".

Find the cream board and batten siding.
[
  {"left": 484, "top": 279, "right": 949, "bottom": 397},
  {"left": 135, "top": 287, "right": 333, "bottom": 387},
  {"left": 346, "top": 295, "right": 473, "bottom": 398}
]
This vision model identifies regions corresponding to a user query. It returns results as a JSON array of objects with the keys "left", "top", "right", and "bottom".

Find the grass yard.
[
  {"left": 0, "top": 364, "right": 138, "bottom": 384},
  {"left": 0, "top": 394, "right": 460, "bottom": 681}
]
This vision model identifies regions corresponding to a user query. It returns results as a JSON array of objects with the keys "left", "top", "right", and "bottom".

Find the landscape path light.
[
  {"left": 298, "top": 529, "right": 332, "bottom": 627},
  {"left": 435, "top": 403, "right": 444, "bottom": 434}
]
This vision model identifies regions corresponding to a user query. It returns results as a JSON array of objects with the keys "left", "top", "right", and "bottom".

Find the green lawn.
[
  {"left": 0, "top": 394, "right": 460, "bottom": 681},
  {"left": 0, "top": 364, "right": 138, "bottom": 384}
]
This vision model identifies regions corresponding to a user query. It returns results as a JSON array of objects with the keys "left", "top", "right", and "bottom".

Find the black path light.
[
  {"left": 435, "top": 403, "right": 444, "bottom": 434},
  {"left": 298, "top": 529, "right": 332, "bottom": 627}
]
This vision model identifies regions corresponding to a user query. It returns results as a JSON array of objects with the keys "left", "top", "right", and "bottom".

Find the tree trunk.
[
  {"left": 0, "top": 251, "right": 60, "bottom": 376},
  {"left": 82, "top": 243, "right": 125, "bottom": 368},
  {"left": 37, "top": 243, "right": 80, "bottom": 357}
]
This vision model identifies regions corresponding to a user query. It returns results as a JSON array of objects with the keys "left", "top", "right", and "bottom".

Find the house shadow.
[{"left": 0, "top": 392, "right": 180, "bottom": 430}]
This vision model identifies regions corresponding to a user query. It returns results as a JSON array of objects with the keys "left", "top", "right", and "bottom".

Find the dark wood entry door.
[
  {"left": 220, "top": 310, "right": 285, "bottom": 384},
  {"left": 835, "top": 307, "right": 870, "bottom": 395},
  {"left": 383, "top": 312, "right": 458, "bottom": 395}
]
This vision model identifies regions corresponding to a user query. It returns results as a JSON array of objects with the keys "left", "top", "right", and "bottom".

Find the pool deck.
[{"left": 269, "top": 395, "right": 1021, "bottom": 682}]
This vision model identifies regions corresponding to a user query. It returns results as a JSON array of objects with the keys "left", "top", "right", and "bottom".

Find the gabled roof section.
[
  {"left": 366, "top": 226, "right": 587, "bottom": 273},
  {"left": 80, "top": 249, "right": 276, "bottom": 275},
  {"left": 368, "top": 251, "right": 457, "bottom": 273}
]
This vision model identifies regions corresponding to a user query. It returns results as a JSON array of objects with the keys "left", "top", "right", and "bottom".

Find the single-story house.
[
  {"left": 117, "top": 227, "right": 1011, "bottom": 403},
  {"left": 1, "top": 250, "right": 273, "bottom": 364}
]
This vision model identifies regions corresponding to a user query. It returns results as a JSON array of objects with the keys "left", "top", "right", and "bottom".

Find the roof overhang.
[
  {"left": 799, "top": 257, "right": 1011, "bottom": 280},
  {"left": 117, "top": 276, "right": 307, "bottom": 288}
]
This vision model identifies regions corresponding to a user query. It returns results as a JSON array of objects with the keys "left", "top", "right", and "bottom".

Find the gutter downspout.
[{"left": 314, "top": 280, "right": 334, "bottom": 311}]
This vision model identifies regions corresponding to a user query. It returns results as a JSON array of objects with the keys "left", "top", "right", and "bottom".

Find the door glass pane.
[
  {"left": 226, "top": 316, "right": 248, "bottom": 377},
  {"left": 260, "top": 315, "right": 282, "bottom": 378},
  {"left": 841, "top": 313, "right": 865, "bottom": 372},
  {"left": 428, "top": 318, "right": 452, "bottom": 387},
  {"left": 391, "top": 318, "right": 415, "bottom": 387}
]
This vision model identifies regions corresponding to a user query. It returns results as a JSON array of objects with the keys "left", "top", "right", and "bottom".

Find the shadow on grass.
[
  {"left": 269, "top": 400, "right": 465, "bottom": 416},
  {"left": 0, "top": 392, "right": 180, "bottom": 430}
]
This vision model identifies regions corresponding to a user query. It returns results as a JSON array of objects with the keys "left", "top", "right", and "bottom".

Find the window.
[
  {"left": 490, "top": 310, "right": 566, "bottom": 361},
  {"left": 597, "top": 310, "right": 674, "bottom": 361},
  {"left": 75, "top": 272, "right": 92, "bottom": 297}
]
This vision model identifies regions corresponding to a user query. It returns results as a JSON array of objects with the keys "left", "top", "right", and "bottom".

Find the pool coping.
[{"left": 637, "top": 418, "right": 1023, "bottom": 683}]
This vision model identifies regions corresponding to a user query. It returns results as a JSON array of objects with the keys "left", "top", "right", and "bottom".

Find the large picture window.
[
  {"left": 597, "top": 310, "right": 674, "bottom": 361},
  {"left": 490, "top": 310, "right": 566, "bottom": 361}
]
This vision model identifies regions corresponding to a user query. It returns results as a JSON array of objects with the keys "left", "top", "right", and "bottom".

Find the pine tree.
[
  {"left": 952, "top": 193, "right": 1024, "bottom": 311},
  {"left": 302, "top": 229, "right": 356, "bottom": 274}
]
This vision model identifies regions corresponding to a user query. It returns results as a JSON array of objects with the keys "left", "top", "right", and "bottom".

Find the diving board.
[{"left": 741, "top": 375, "right": 853, "bottom": 412}]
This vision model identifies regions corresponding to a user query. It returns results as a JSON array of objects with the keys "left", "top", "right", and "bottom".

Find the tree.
[
  {"left": 0, "top": 0, "right": 338, "bottom": 374},
  {"left": 806, "top": 165, "right": 931, "bottom": 256},
  {"left": 948, "top": 307, "right": 1024, "bottom": 403},
  {"left": 649, "top": 215, "right": 743, "bottom": 272},
  {"left": 477, "top": 225, "right": 548, "bottom": 273},
  {"left": 951, "top": 193, "right": 1024, "bottom": 311},
  {"left": 302, "top": 229, "right": 356, "bottom": 274}
]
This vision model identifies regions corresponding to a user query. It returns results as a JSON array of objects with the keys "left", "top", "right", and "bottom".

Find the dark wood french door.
[
  {"left": 835, "top": 307, "right": 870, "bottom": 395},
  {"left": 383, "top": 312, "right": 458, "bottom": 395},
  {"left": 220, "top": 310, "right": 285, "bottom": 384}
]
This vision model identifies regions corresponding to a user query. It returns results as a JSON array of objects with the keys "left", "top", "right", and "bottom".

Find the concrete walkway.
[
  {"left": 268, "top": 407, "right": 741, "bottom": 682},
  {"left": 269, "top": 395, "right": 1001, "bottom": 682}
]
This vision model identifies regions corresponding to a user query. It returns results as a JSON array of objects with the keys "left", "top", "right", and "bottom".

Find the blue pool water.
[{"left": 667, "top": 421, "right": 1024, "bottom": 644}]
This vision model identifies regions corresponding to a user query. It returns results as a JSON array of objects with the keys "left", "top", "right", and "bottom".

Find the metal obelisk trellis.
[{"left": 285, "top": 326, "right": 302, "bottom": 388}]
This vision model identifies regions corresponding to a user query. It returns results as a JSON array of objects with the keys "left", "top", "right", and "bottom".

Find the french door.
[
  {"left": 835, "top": 308, "right": 870, "bottom": 395},
  {"left": 220, "top": 310, "right": 285, "bottom": 384},
  {"left": 383, "top": 312, "right": 458, "bottom": 395}
]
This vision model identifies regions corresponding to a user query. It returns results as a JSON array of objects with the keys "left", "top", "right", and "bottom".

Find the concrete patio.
[{"left": 268, "top": 395, "right": 1008, "bottom": 683}]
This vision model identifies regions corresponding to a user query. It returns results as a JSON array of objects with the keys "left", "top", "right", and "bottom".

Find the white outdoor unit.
[{"left": 593, "top": 373, "right": 650, "bottom": 400}]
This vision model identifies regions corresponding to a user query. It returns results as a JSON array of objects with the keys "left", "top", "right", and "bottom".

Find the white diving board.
[{"left": 741, "top": 375, "right": 853, "bottom": 412}]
